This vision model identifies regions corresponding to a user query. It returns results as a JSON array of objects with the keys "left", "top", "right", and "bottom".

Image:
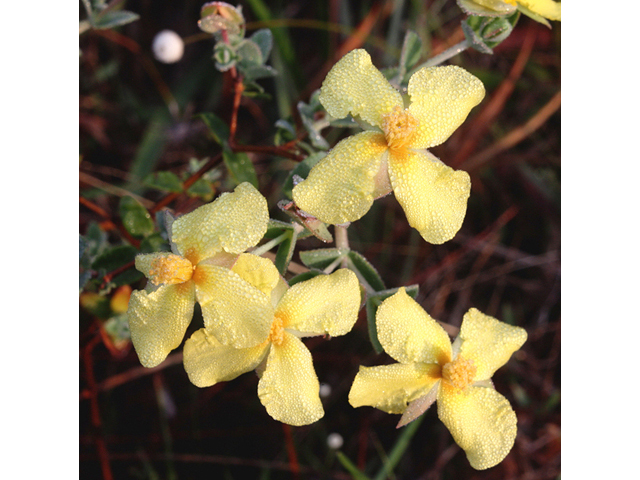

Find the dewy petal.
[
  {"left": 231, "top": 253, "right": 282, "bottom": 298},
  {"left": 438, "top": 383, "right": 518, "bottom": 470},
  {"left": 407, "top": 65, "right": 485, "bottom": 149},
  {"left": 194, "top": 264, "right": 273, "bottom": 348},
  {"left": 349, "top": 363, "right": 441, "bottom": 414},
  {"left": 292, "top": 132, "right": 389, "bottom": 225},
  {"left": 127, "top": 282, "right": 195, "bottom": 368},
  {"left": 318, "top": 49, "right": 403, "bottom": 128},
  {"left": 518, "top": 0, "right": 561, "bottom": 21},
  {"left": 389, "top": 149, "right": 471, "bottom": 244},
  {"left": 257, "top": 332, "right": 324, "bottom": 426},
  {"left": 275, "top": 269, "right": 360, "bottom": 337},
  {"left": 170, "top": 182, "right": 268, "bottom": 263},
  {"left": 183, "top": 328, "right": 269, "bottom": 388},
  {"left": 457, "top": 308, "right": 527, "bottom": 381},
  {"left": 135, "top": 252, "right": 174, "bottom": 279},
  {"left": 376, "top": 288, "right": 452, "bottom": 365}
]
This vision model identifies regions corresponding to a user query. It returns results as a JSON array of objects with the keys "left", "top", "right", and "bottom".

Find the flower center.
[
  {"left": 381, "top": 106, "right": 418, "bottom": 150},
  {"left": 148, "top": 254, "right": 194, "bottom": 285},
  {"left": 268, "top": 316, "right": 285, "bottom": 346},
  {"left": 442, "top": 356, "right": 477, "bottom": 390}
]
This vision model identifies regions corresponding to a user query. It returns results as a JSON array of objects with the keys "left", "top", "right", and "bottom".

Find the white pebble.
[
  {"left": 327, "top": 432, "right": 344, "bottom": 449},
  {"left": 152, "top": 30, "right": 184, "bottom": 64}
]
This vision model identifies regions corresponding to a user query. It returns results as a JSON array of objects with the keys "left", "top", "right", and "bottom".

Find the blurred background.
[{"left": 79, "top": 1, "right": 560, "bottom": 478}]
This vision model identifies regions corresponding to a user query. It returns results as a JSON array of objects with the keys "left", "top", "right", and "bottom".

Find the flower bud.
[{"left": 198, "top": 2, "right": 245, "bottom": 38}]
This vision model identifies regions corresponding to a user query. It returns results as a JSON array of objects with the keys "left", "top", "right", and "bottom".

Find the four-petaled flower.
[
  {"left": 349, "top": 288, "right": 527, "bottom": 469},
  {"left": 183, "top": 257, "right": 361, "bottom": 426},
  {"left": 292, "top": 49, "right": 485, "bottom": 244},
  {"left": 127, "top": 182, "right": 269, "bottom": 368},
  {"left": 457, "top": 0, "right": 561, "bottom": 24}
]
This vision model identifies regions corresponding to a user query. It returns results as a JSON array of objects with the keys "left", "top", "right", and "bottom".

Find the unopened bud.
[{"left": 152, "top": 30, "right": 184, "bottom": 64}]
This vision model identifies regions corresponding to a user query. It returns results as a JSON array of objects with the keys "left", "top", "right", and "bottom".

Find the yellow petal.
[
  {"left": 349, "top": 363, "right": 441, "bottom": 414},
  {"left": 376, "top": 288, "right": 452, "bottom": 365},
  {"left": 183, "top": 328, "right": 269, "bottom": 387},
  {"left": 388, "top": 149, "right": 471, "bottom": 244},
  {"left": 319, "top": 49, "right": 403, "bottom": 128},
  {"left": 407, "top": 65, "right": 485, "bottom": 149},
  {"left": 518, "top": 0, "right": 560, "bottom": 20},
  {"left": 275, "top": 268, "right": 361, "bottom": 337},
  {"left": 257, "top": 332, "right": 324, "bottom": 426},
  {"left": 438, "top": 383, "right": 518, "bottom": 470},
  {"left": 457, "top": 308, "right": 527, "bottom": 381},
  {"left": 194, "top": 264, "right": 273, "bottom": 348},
  {"left": 232, "top": 253, "right": 282, "bottom": 298},
  {"left": 127, "top": 283, "right": 195, "bottom": 368},
  {"left": 170, "top": 182, "right": 268, "bottom": 264},
  {"left": 292, "top": 131, "right": 389, "bottom": 225}
]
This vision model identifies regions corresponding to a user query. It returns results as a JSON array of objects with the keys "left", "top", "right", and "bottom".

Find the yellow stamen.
[
  {"left": 442, "top": 356, "right": 477, "bottom": 390},
  {"left": 148, "top": 254, "right": 194, "bottom": 285},
  {"left": 504, "top": 0, "right": 517, "bottom": 5},
  {"left": 381, "top": 106, "right": 418, "bottom": 150},
  {"left": 268, "top": 316, "right": 285, "bottom": 346}
]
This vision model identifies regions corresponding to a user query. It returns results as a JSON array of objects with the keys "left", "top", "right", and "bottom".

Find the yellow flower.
[
  {"left": 292, "top": 49, "right": 485, "bottom": 244},
  {"left": 183, "top": 258, "right": 361, "bottom": 426},
  {"left": 459, "top": 0, "right": 561, "bottom": 23},
  {"left": 127, "top": 182, "right": 269, "bottom": 368},
  {"left": 349, "top": 288, "right": 527, "bottom": 470}
]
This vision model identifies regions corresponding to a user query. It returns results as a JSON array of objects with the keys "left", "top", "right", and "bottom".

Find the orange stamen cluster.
[
  {"left": 381, "top": 106, "right": 418, "bottom": 150},
  {"left": 268, "top": 316, "right": 285, "bottom": 346},
  {"left": 442, "top": 356, "right": 477, "bottom": 390},
  {"left": 148, "top": 254, "right": 194, "bottom": 285}
]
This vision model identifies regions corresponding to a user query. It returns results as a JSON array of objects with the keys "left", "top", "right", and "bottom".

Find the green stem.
[
  {"left": 373, "top": 414, "right": 425, "bottom": 480},
  {"left": 408, "top": 39, "right": 471, "bottom": 76},
  {"left": 250, "top": 231, "right": 289, "bottom": 256},
  {"left": 334, "top": 224, "right": 350, "bottom": 269}
]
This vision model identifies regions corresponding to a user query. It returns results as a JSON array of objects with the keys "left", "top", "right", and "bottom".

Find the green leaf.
[
  {"left": 398, "top": 30, "right": 422, "bottom": 81},
  {"left": 250, "top": 29, "right": 273, "bottom": 61},
  {"left": 297, "top": 90, "right": 330, "bottom": 150},
  {"left": 140, "top": 233, "right": 171, "bottom": 254},
  {"left": 274, "top": 229, "right": 298, "bottom": 275},
  {"left": 282, "top": 151, "right": 325, "bottom": 199},
  {"left": 119, "top": 196, "right": 155, "bottom": 238},
  {"left": 237, "top": 39, "right": 264, "bottom": 68},
  {"left": 299, "top": 248, "right": 344, "bottom": 270},
  {"left": 197, "top": 112, "right": 230, "bottom": 146},
  {"left": 103, "top": 313, "right": 131, "bottom": 344},
  {"left": 91, "top": 245, "right": 138, "bottom": 272},
  {"left": 80, "top": 235, "right": 87, "bottom": 261},
  {"left": 92, "top": 10, "right": 140, "bottom": 30},
  {"left": 462, "top": 12, "right": 520, "bottom": 54},
  {"left": 222, "top": 148, "right": 258, "bottom": 188},
  {"left": 186, "top": 178, "right": 214, "bottom": 200},
  {"left": 287, "top": 270, "right": 324, "bottom": 286},
  {"left": 346, "top": 251, "right": 385, "bottom": 292},
  {"left": 213, "top": 41, "right": 238, "bottom": 72},
  {"left": 336, "top": 452, "right": 371, "bottom": 480},
  {"left": 143, "top": 171, "right": 183, "bottom": 193},
  {"left": 242, "top": 64, "right": 278, "bottom": 82}
]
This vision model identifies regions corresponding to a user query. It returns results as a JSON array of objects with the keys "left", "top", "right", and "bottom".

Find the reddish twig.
[
  {"left": 99, "top": 260, "right": 135, "bottom": 291},
  {"left": 409, "top": 205, "right": 520, "bottom": 286},
  {"left": 450, "top": 25, "right": 537, "bottom": 168},
  {"left": 149, "top": 153, "right": 223, "bottom": 214},
  {"left": 83, "top": 334, "right": 114, "bottom": 480},
  {"left": 282, "top": 424, "right": 300, "bottom": 480}
]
